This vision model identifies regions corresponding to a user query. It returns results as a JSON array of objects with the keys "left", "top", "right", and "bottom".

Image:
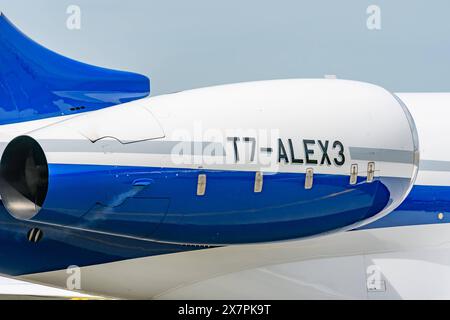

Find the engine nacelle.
[{"left": 0, "top": 79, "right": 419, "bottom": 245}]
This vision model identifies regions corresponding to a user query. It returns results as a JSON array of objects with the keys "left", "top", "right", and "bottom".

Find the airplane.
[{"left": 0, "top": 11, "right": 448, "bottom": 300}]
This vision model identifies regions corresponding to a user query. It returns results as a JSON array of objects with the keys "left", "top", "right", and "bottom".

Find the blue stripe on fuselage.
[{"left": 359, "top": 185, "right": 450, "bottom": 229}]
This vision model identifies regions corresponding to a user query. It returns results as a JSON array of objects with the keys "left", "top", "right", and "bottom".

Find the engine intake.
[{"left": 0, "top": 136, "right": 48, "bottom": 220}]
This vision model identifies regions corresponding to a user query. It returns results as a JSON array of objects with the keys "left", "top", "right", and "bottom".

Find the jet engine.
[{"left": 0, "top": 79, "right": 419, "bottom": 245}]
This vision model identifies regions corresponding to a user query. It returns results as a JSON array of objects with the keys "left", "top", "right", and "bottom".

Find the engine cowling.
[{"left": 0, "top": 79, "right": 419, "bottom": 245}]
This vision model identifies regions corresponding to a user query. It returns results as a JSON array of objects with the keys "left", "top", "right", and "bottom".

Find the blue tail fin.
[{"left": 0, "top": 13, "right": 150, "bottom": 125}]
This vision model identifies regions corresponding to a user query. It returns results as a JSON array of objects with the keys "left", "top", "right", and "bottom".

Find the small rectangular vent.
[
  {"left": 197, "top": 174, "right": 207, "bottom": 196},
  {"left": 367, "top": 162, "right": 375, "bottom": 183},
  {"left": 305, "top": 168, "right": 314, "bottom": 190},
  {"left": 350, "top": 164, "right": 358, "bottom": 185},
  {"left": 254, "top": 171, "right": 263, "bottom": 193}
]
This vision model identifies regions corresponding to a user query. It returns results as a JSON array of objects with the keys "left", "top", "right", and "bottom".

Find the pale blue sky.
[{"left": 0, "top": 0, "right": 449, "bottom": 95}]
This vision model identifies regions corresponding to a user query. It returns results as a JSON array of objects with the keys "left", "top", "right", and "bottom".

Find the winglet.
[{"left": 0, "top": 13, "right": 150, "bottom": 125}]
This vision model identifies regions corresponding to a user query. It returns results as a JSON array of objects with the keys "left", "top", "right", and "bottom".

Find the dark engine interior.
[{"left": 0, "top": 136, "right": 48, "bottom": 220}]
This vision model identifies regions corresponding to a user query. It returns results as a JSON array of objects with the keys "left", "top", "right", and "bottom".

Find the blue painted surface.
[
  {"left": 359, "top": 185, "right": 450, "bottom": 229},
  {"left": 0, "top": 170, "right": 445, "bottom": 276},
  {"left": 0, "top": 13, "right": 150, "bottom": 125},
  {"left": 34, "top": 164, "right": 392, "bottom": 245},
  {"left": 0, "top": 206, "right": 201, "bottom": 276},
  {"left": 0, "top": 163, "right": 395, "bottom": 276}
]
